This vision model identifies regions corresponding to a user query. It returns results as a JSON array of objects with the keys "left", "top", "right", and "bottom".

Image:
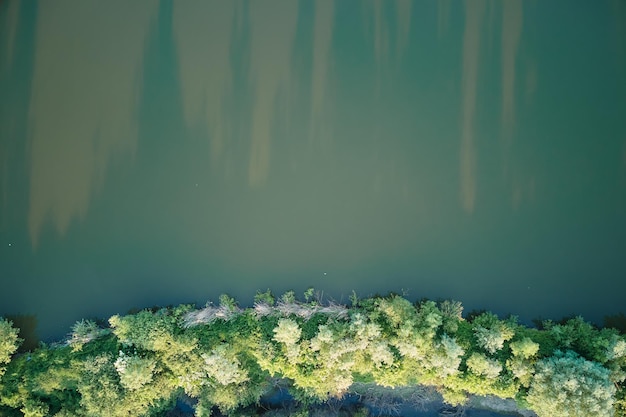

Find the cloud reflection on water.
[{"left": 27, "top": 0, "right": 156, "bottom": 248}]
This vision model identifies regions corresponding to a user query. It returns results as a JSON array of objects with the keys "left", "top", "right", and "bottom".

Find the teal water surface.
[{"left": 1, "top": 0, "right": 625, "bottom": 341}]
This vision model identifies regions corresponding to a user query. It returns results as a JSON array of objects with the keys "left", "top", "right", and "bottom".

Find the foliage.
[
  {"left": 375, "top": 295, "right": 418, "bottom": 329},
  {"left": 219, "top": 294, "right": 237, "bottom": 311},
  {"left": 20, "top": 398, "right": 49, "bottom": 417},
  {"left": 77, "top": 354, "right": 123, "bottom": 414},
  {"left": 439, "top": 300, "right": 464, "bottom": 334},
  {"left": 280, "top": 291, "right": 296, "bottom": 304},
  {"left": 466, "top": 353, "right": 502, "bottom": 379},
  {"left": 542, "top": 316, "right": 625, "bottom": 364},
  {"left": 202, "top": 344, "right": 249, "bottom": 386},
  {"left": 77, "top": 352, "right": 175, "bottom": 416},
  {"left": 428, "top": 334, "right": 465, "bottom": 378},
  {"left": 303, "top": 287, "right": 315, "bottom": 303},
  {"left": 68, "top": 319, "right": 108, "bottom": 352},
  {"left": 471, "top": 312, "right": 515, "bottom": 354},
  {"left": 273, "top": 318, "right": 302, "bottom": 346},
  {"left": 108, "top": 308, "right": 178, "bottom": 351},
  {"left": 1, "top": 293, "right": 625, "bottom": 417},
  {"left": 0, "top": 318, "right": 21, "bottom": 378},
  {"left": 254, "top": 289, "right": 275, "bottom": 306},
  {"left": 527, "top": 350, "right": 616, "bottom": 417},
  {"left": 506, "top": 356, "right": 535, "bottom": 387},
  {"left": 114, "top": 351, "right": 157, "bottom": 390},
  {"left": 415, "top": 301, "right": 443, "bottom": 336},
  {"left": 510, "top": 337, "right": 540, "bottom": 359}
]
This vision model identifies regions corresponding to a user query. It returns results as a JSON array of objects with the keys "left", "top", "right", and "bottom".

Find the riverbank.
[
  {"left": 165, "top": 382, "right": 538, "bottom": 417},
  {"left": 1, "top": 291, "right": 623, "bottom": 416}
]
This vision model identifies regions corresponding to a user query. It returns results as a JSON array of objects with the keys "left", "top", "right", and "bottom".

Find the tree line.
[{"left": 0, "top": 289, "right": 625, "bottom": 417}]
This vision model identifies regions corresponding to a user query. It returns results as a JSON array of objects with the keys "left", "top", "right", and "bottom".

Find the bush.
[{"left": 68, "top": 319, "right": 107, "bottom": 352}]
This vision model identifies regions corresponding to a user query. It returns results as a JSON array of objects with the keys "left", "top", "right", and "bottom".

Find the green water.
[{"left": 1, "top": 0, "right": 625, "bottom": 341}]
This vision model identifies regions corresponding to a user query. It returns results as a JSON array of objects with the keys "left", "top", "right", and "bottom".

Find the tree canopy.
[{"left": 1, "top": 291, "right": 625, "bottom": 417}]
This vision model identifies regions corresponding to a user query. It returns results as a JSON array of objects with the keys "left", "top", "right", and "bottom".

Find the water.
[{"left": 1, "top": 0, "right": 625, "bottom": 341}]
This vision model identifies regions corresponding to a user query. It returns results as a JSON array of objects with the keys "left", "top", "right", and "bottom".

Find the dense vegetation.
[{"left": 1, "top": 290, "right": 625, "bottom": 417}]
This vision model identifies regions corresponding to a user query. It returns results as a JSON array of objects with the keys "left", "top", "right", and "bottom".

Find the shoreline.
[
  {"left": 1, "top": 292, "right": 623, "bottom": 416},
  {"left": 168, "top": 382, "right": 538, "bottom": 417}
]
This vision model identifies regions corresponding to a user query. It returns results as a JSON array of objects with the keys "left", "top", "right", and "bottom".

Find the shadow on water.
[
  {"left": 528, "top": 312, "right": 626, "bottom": 334},
  {"left": 3, "top": 314, "right": 40, "bottom": 352},
  {"left": 604, "top": 313, "right": 626, "bottom": 334}
]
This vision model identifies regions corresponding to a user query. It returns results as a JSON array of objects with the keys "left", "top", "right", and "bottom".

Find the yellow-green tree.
[
  {"left": 0, "top": 318, "right": 21, "bottom": 378},
  {"left": 527, "top": 350, "right": 616, "bottom": 417}
]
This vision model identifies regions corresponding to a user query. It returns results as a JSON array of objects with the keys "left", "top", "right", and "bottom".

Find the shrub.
[
  {"left": 254, "top": 289, "right": 275, "bottom": 306},
  {"left": 68, "top": 319, "right": 106, "bottom": 352},
  {"left": 219, "top": 294, "right": 238, "bottom": 311}
]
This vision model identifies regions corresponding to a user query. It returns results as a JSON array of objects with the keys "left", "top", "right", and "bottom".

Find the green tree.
[
  {"left": 0, "top": 318, "right": 21, "bottom": 378},
  {"left": 506, "top": 337, "right": 539, "bottom": 388},
  {"left": 466, "top": 352, "right": 502, "bottom": 379},
  {"left": 510, "top": 337, "right": 539, "bottom": 359},
  {"left": 273, "top": 318, "right": 302, "bottom": 346},
  {"left": 439, "top": 300, "right": 464, "bottom": 333},
  {"left": 254, "top": 289, "right": 275, "bottom": 306},
  {"left": 375, "top": 295, "right": 419, "bottom": 329},
  {"left": 527, "top": 350, "right": 616, "bottom": 417},
  {"left": 202, "top": 344, "right": 249, "bottom": 386},
  {"left": 20, "top": 398, "right": 49, "bottom": 417},
  {"left": 109, "top": 308, "right": 177, "bottom": 351},
  {"left": 428, "top": 334, "right": 465, "bottom": 378},
  {"left": 472, "top": 312, "right": 515, "bottom": 354},
  {"left": 114, "top": 351, "right": 157, "bottom": 391}
]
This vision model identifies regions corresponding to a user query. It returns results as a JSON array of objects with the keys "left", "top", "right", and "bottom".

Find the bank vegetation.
[{"left": 1, "top": 290, "right": 625, "bottom": 417}]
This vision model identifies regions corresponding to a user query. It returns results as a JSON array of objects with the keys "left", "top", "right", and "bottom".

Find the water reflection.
[
  {"left": 309, "top": 0, "right": 334, "bottom": 151},
  {"left": 500, "top": 0, "right": 523, "bottom": 156},
  {"left": 459, "top": 0, "right": 484, "bottom": 213},
  {"left": 173, "top": 0, "right": 236, "bottom": 171},
  {"left": 0, "top": 0, "right": 625, "bottom": 340},
  {"left": 4, "top": 314, "right": 39, "bottom": 352},
  {"left": 26, "top": 0, "right": 155, "bottom": 248}
]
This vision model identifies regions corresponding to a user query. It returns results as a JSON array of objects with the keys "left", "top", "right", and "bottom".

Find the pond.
[{"left": 1, "top": 0, "right": 625, "bottom": 341}]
